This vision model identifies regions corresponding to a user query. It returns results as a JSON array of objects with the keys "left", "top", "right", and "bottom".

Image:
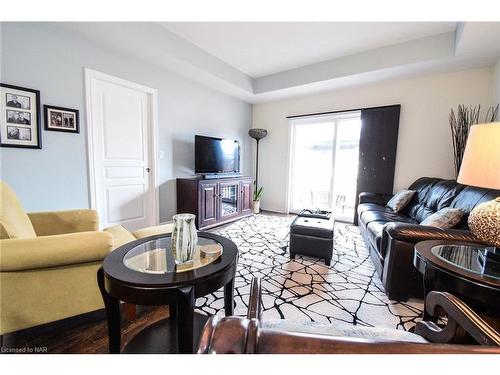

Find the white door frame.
[{"left": 84, "top": 68, "right": 159, "bottom": 228}]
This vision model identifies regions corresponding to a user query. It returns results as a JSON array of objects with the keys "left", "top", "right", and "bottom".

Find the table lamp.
[{"left": 457, "top": 122, "right": 500, "bottom": 249}]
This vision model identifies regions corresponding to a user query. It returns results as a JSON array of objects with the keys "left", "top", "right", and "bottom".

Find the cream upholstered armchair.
[
  {"left": 0, "top": 181, "right": 114, "bottom": 335},
  {"left": 0, "top": 181, "right": 172, "bottom": 335}
]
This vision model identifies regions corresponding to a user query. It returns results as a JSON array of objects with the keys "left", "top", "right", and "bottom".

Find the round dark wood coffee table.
[
  {"left": 97, "top": 232, "right": 238, "bottom": 354},
  {"left": 414, "top": 240, "right": 500, "bottom": 319}
]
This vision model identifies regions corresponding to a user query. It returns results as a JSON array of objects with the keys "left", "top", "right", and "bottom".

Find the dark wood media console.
[{"left": 177, "top": 176, "right": 254, "bottom": 230}]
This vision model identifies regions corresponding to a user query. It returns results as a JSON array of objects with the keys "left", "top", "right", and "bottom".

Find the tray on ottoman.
[
  {"left": 297, "top": 209, "right": 332, "bottom": 220},
  {"left": 289, "top": 216, "right": 334, "bottom": 265}
]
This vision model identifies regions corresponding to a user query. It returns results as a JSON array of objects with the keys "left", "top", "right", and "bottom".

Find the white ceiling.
[
  {"left": 160, "top": 22, "right": 457, "bottom": 78},
  {"left": 58, "top": 22, "right": 500, "bottom": 103}
]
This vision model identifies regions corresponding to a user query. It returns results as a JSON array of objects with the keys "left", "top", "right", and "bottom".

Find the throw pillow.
[
  {"left": 420, "top": 208, "right": 463, "bottom": 229},
  {"left": 386, "top": 190, "right": 416, "bottom": 212}
]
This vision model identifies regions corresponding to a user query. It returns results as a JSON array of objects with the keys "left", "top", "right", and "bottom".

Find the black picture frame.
[
  {"left": 0, "top": 83, "right": 42, "bottom": 149},
  {"left": 44, "top": 105, "right": 80, "bottom": 134}
]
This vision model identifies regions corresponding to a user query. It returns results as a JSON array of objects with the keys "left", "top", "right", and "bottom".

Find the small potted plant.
[{"left": 253, "top": 186, "right": 263, "bottom": 214}]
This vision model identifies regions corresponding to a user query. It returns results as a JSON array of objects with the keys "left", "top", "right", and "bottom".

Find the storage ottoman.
[{"left": 289, "top": 216, "right": 334, "bottom": 265}]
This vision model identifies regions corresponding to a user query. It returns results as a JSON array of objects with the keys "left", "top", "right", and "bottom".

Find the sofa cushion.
[
  {"left": 366, "top": 221, "right": 386, "bottom": 251},
  {"left": 403, "top": 178, "right": 464, "bottom": 223},
  {"left": 132, "top": 223, "right": 174, "bottom": 239},
  {"left": 357, "top": 203, "right": 395, "bottom": 217},
  {"left": 0, "top": 181, "right": 37, "bottom": 239},
  {"left": 449, "top": 185, "right": 500, "bottom": 229},
  {"left": 359, "top": 209, "right": 418, "bottom": 256},
  {"left": 360, "top": 210, "right": 417, "bottom": 226},
  {"left": 420, "top": 208, "right": 463, "bottom": 229},
  {"left": 386, "top": 190, "right": 415, "bottom": 212},
  {"left": 104, "top": 225, "right": 137, "bottom": 249}
]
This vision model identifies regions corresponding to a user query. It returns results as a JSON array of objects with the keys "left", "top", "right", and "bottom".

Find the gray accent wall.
[{"left": 0, "top": 22, "right": 252, "bottom": 222}]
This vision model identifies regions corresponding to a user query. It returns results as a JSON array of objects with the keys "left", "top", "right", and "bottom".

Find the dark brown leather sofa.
[{"left": 357, "top": 177, "right": 500, "bottom": 301}]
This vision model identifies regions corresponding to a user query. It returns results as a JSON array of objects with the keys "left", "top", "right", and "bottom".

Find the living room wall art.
[
  {"left": 0, "top": 83, "right": 42, "bottom": 149},
  {"left": 44, "top": 105, "right": 80, "bottom": 133}
]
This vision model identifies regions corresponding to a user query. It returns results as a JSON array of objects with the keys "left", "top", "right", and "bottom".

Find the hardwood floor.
[{"left": 1, "top": 306, "right": 170, "bottom": 354}]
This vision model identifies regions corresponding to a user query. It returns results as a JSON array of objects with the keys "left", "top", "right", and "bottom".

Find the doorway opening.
[{"left": 288, "top": 111, "right": 361, "bottom": 223}]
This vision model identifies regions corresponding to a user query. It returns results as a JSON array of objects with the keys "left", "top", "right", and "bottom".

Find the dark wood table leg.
[
  {"left": 422, "top": 265, "right": 438, "bottom": 323},
  {"left": 97, "top": 267, "right": 121, "bottom": 353},
  {"left": 176, "top": 286, "right": 194, "bottom": 354},
  {"left": 224, "top": 277, "right": 235, "bottom": 316}
]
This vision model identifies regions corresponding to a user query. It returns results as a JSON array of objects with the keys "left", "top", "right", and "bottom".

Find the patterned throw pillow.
[
  {"left": 386, "top": 190, "right": 416, "bottom": 212},
  {"left": 420, "top": 208, "right": 464, "bottom": 229}
]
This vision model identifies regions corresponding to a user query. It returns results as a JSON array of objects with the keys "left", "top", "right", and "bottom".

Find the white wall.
[
  {"left": 495, "top": 58, "right": 500, "bottom": 104},
  {"left": 0, "top": 23, "right": 252, "bottom": 222},
  {"left": 252, "top": 67, "right": 495, "bottom": 213}
]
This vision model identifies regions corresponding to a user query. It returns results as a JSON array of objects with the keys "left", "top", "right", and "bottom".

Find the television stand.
[
  {"left": 201, "top": 173, "right": 243, "bottom": 180},
  {"left": 177, "top": 176, "right": 254, "bottom": 230}
]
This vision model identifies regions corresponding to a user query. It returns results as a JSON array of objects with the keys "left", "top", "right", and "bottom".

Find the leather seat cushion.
[
  {"left": 357, "top": 203, "right": 395, "bottom": 216},
  {"left": 366, "top": 221, "right": 386, "bottom": 251},
  {"left": 290, "top": 217, "right": 334, "bottom": 239},
  {"left": 360, "top": 210, "right": 417, "bottom": 226},
  {"left": 262, "top": 320, "right": 428, "bottom": 343}
]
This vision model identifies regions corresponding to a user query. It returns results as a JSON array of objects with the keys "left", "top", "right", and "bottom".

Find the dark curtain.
[{"left": 353, "top": 105, "right": 401, "bottom": 225}]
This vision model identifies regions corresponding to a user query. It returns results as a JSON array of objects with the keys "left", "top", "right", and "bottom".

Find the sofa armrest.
[
  {"left": 132, "top": 223, "right": 173, "bottom": 239},
  {"left": 358, "top": 192, "right": 393, "bottom": 206},
  {"left": 28, "top": 209, "right": 99, "bottom": 236},
  {"left": 0, "top": 231, "right": 113, "bottom": 271},
  {"left": 384, "top": 222, "right": 482, "bottom": 244}
]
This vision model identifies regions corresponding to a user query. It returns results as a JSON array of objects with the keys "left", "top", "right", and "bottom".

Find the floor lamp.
[{"left": 248, "top": 128, "right": 268, "bottom": 190}]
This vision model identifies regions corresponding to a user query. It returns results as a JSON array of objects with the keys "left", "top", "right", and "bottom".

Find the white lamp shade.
[{"left": 457, "top": 122, "right": 500, "bottom": 189}]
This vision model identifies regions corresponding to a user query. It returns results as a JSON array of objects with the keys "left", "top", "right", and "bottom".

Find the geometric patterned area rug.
[{"left": 196, "top": 214, "right": 424, "bottom": 331}]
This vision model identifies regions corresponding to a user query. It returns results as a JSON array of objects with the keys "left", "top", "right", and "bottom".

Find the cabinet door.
[
  {"left": 240, "top": 179, "right": 254, "bottom": 216},
  {"left": 199, "top": 182, "right": 218, "bottom": 228},
  {"left": 218, "top": 181, "right": 241, "bottom": 221}
]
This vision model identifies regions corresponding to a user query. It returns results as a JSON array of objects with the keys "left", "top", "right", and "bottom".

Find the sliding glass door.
[{"left": 289, "top": 112, "right": 361, "bottom": 223}]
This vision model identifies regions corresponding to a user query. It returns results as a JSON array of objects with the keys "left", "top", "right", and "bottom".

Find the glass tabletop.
[
  {"left": 123, "top": 236, "right": 223, "bottom": 274},
  {"left": 431, "top": 244, "right": 500, "bottom": 280}
]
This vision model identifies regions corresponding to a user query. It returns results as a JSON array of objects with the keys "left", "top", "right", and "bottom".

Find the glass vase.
[{"left": 171, "top": 213, "right": 198, "bottom": 265}]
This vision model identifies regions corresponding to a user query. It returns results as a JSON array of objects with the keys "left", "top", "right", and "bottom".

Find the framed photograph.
[
  {"left": 44, "top": 105, "right": 80, "bottom": 133},
  {"left": 0, "top": 83, "right": 41, "bottom": 149}
]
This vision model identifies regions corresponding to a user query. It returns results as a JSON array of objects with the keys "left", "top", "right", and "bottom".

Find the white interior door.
[{"left": 86, "top": 69, "right": 158, "bottom": 231}]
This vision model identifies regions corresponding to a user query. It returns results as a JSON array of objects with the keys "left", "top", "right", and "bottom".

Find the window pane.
[
  {"left": 290, "top": 121, "right": 334, "bottom": 211},
  {"left": 333, "top": 117, "right": 361, "bottom": 222}
]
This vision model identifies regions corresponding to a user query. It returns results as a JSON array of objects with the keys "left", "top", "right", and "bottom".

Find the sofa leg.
[
  {"left": 324, "top": 258, "right": 331, "bottom": 266},
  {"left": 290, "top": 253, "right": 296, "bottom": 260}
]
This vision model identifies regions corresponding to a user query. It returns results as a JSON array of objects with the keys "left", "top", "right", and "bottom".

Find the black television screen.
[{"left": 195, "top": 135, "right": 240, "bottom": 174}]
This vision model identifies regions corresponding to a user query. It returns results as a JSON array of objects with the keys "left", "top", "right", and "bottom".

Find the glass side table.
[
  {"left": 98, "top": 232, "right": 238, "bottom": 354},
  {"left": 414, "top": 240, "right": 500, "bottom": 320}
]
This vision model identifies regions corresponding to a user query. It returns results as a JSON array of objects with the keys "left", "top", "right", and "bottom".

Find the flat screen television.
[{"left": 195, "top": 135, "right": 240, "bottom": 174}]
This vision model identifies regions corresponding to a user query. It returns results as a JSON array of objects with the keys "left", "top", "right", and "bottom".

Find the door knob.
[{"left": 146, "top": 168, "right": 150, "bottom": 173}]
